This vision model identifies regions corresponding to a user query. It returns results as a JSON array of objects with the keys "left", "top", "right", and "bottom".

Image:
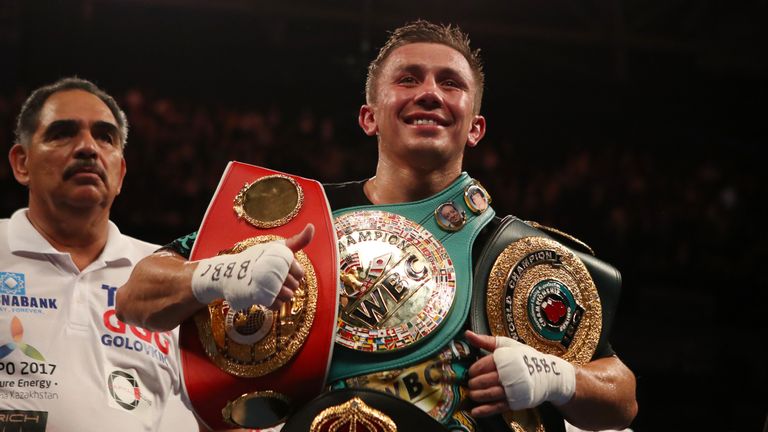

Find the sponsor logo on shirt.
[
  {"left": 0, "top": 273, "right": 24, "bottom": 295},
  {"left": 100, "top": 285, "right": 173, "bottom": 365},
  {"left": 105, "top": 368, "right": 155, "bottom": 423},
  {"left": 0, "top": 409, "right": 48, "bottom": 432},
  {"left": 0, "top": 316, "right": 45, "bottom": 361},
  {"left": 0, "top": 272, "right": 58, "bottom": 314},
  {"left": 0, "top": 317, "right": 60, "bottom": 402},
  {"left": 107, "top": 369, "right": 153, "bottom": 411}
]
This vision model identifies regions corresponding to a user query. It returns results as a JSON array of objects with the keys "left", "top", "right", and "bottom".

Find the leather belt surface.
[{"left": 179, "top": 161, "right": 338, "bottom": 430}]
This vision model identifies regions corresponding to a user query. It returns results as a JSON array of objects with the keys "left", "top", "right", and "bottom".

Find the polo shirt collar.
[{"left": 7, "top": 208, "right": 133, "bottom": 267}]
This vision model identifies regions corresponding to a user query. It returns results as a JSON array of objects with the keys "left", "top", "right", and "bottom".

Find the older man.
[{"left": 0, "top": 77, "right": 196, "bottom": 431}]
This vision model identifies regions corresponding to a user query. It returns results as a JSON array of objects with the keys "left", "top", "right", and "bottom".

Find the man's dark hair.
[
  {"left": 366, "top": 19, "right": 485, "bottom": 113},
  {"left": 14, "top": 77, "right": 128, "bottom": 148}
]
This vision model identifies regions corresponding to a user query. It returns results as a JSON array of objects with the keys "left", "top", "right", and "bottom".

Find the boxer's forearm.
[
  {"left": 558, "top": 355, "right": 638, "bottom": 430},
  {"left": 116, "top": 250, "right": 203, "bottom": 331}
]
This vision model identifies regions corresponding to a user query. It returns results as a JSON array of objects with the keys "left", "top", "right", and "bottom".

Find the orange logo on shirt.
[{"left": 0, "top": 316, "right": 45, "bottom": 361}]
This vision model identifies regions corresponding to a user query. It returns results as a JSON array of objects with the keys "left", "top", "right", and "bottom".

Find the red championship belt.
[{"left": 180, "top": 161, "right": 339, "bottom": 430}]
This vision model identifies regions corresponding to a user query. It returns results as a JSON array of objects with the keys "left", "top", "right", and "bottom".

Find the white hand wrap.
[
  {"left": 493, "top": 336, "right": 576, "bottom": 410},
  {"left": 190, "top": 241, "right": 294, "bottom": 310}
]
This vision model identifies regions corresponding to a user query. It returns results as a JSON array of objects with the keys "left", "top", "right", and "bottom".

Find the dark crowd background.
[{"left": 0, "top": 1, "right": 765, "bottom": 430}]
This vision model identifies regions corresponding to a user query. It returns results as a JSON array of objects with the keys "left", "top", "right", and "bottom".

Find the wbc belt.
[
  {"left": 179, "top": 161, "right": 338, "bottom": 431},
  {"left": 328, "top": 172, "right": 495, "bottom": 382}
]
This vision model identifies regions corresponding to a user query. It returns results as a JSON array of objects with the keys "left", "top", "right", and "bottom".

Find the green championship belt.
[{"left": 327, "top": 173, "right": 495, "bottom": 381}]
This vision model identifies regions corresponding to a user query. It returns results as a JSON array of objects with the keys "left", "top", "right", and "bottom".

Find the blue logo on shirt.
[
  {"left": 0, "top": 272, "right": 25, "bottom": 296},
  {"left": 0, "top": 272, "right": 57, "bottom": 312}
]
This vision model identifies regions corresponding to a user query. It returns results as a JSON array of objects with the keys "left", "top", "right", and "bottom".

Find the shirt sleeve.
[{"left": 158, "top": 231, "right": 198, "bottom": 259}]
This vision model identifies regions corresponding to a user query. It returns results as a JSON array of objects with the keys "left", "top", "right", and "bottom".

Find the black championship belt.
[
  {"left": 282, "top": 388, "right": 448, "bottom": 432},
  {"left": 471, "top": 216, "right": 622, "bottom": 432}
]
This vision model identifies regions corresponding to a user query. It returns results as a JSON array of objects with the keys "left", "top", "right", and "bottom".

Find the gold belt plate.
[
  {"left": 486, "top": 236, "right": 602, "bottom": 365},
  {"left": 334, "top": 211, "right": 456, "bottom": 352}
]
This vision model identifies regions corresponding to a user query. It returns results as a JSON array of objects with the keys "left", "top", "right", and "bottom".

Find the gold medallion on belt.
[
  {"left": 194, "top": 235, "right": 318, "bottom": 377},
  {"left": 310, "top": 398, "right": 397, "bottom": 432},
  {"left": 334, "top": 211, "right": 456, "bottom": 352},
  {"left": 486, "top": 236, "right": 601, "bottom": 363}
]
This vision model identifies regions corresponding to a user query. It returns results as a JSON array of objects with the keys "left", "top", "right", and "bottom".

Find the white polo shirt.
[{"left": 0, "top": 209, "right": 189, "bottom": 432}]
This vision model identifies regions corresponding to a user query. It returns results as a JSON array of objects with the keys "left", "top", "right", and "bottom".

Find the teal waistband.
[{"left": 327, "top": 172, "right": 495, "bottom": 382}]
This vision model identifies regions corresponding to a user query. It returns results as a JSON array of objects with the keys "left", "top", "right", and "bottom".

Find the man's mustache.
[{"left": 63, "top": 159, "right": 107, "bottom": 184}]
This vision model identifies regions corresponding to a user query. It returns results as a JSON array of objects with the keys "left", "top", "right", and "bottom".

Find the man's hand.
[
  {"left": 190, "top": 224, "right": 314, "bottom": 311},
  {"left": 466, "top": 330, "right": 576, "bottom": 417}
]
